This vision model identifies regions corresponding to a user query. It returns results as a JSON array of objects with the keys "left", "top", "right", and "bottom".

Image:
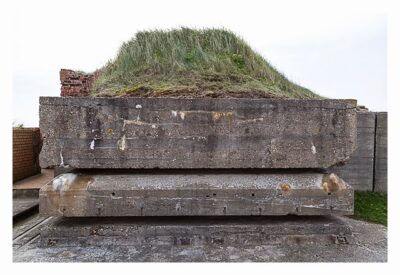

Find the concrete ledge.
[
  {"left": 39, "top": 97, "right": 357, "bottom": 169},
  {"left": 39, "top": 171, "right": 353, "bottom": 217},
  {"left": 13, "top": 198, "right": 38, "bottom": 218}
]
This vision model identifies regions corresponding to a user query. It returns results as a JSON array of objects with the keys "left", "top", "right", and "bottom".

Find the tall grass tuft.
[{"left": 90, "top": 28, "right": 321, "bottom": 98}]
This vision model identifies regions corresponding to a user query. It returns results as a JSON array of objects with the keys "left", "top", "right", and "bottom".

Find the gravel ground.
[{"left": 13, "top": 215, "right": 387, "bottom": 262}]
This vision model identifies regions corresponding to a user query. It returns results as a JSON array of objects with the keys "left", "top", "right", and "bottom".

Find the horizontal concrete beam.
[
  {"left": 39, "top": 216, "right": 353, "bottom": 248},
  {"left": 39, "top": 172, "right": 353, "bottom": 217},
  {"left": 39, "top": 97, "right": 357, "bottom": 169}
]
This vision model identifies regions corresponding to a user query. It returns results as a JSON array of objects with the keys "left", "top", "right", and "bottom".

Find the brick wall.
[
  {"left": 13, "top": 128, "right": 42, "bottom": 182},
  {"left": 60, "top": 69, "right": 97, "bottom": 97}
]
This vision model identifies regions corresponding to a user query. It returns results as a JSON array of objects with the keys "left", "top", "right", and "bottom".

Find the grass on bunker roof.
[{"left": 89, "top": 28, "right": 322, "bottom": 99}]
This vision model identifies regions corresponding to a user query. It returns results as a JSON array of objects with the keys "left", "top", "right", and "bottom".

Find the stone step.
[
  {"left": 39, "top": 171, "right": 353, "bottom": 217},
  {"left": 39, "top": 97, "right": 357, "bottom": 169},
  {"left": 39, "top": 215, "right": 354, "bottom": 248}
]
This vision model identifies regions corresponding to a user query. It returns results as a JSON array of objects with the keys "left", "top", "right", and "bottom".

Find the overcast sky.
[{"left": 12, "top": 0, "right": 387, "bottom": 127}]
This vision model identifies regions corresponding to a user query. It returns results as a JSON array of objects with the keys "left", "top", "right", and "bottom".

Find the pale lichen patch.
[
  {"left": 175, "top": 202, "right": 181, "bottom": 212},
  {"left": 311, "top": 142, "right": 317, "bottom": 154},
  {"left": 59, "top": 150, "right": 64, "bottom": 166},
  {"left": 178, "top": 111, "right": 186, "bottom": 120},
  {"left": 117, "top": 135, "right": 127, "bottom": 151},
  {"left": 52, "top": 173, "right": 77, "bottom": 191},
  {"left": 90, "top": 139, "right": 95, "bottom": 150}
]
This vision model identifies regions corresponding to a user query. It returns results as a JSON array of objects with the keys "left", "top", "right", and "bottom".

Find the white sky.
[{"left": 12, "top": 0, "right": 387, "bottom": 127}]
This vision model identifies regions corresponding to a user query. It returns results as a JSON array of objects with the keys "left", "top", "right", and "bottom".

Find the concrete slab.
[
  {"left": 39, "top": 171, "right": 353, "bottom": 217},
  {"left": 39, "top": 97, "right": 357, "bottom": 169},
  {"left": 13, "top": 215, "right": 387, "bottom": 262}
]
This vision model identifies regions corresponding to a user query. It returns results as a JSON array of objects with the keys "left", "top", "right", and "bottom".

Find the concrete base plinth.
[
  {"left": 39, "top": 215, "right": 353, "bottom": 248},
  {"left": 39, "top": 171, "right": 353, "bottom": 217}
]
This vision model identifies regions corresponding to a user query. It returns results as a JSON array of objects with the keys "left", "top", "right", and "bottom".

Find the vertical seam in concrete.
[{"left": 372, "top": 112, "right": 378, "bottom": 192}]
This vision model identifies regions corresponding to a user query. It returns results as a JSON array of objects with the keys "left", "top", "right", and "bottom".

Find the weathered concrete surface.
[
  {"left": 329, "top": 111, "right": 376, "bottom": 191},
  {"left": 13, "top": 198, "right": 38, "bottom": 217},
  {"left": 374, "top": 112, "right": 387, "bottom": 192},
  {"left": 13, "top": 215, "right": 387, "bottom": 262},
  {"left": 39, "top": 97, "right": 357, "bottom": 169},
  {"left": 13, "top": 214, "right": 53, "bottom": 249},
  {"left": 38, "top": 216, "right": 353, "bottom": 247},
  {"left": 39, "top": 171, "right": 353, "bottom": 216}
]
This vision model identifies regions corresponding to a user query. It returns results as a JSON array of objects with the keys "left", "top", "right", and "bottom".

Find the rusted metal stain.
[
  {"left": 322, "top": 173, "right": 345, "bottom": 194},
  {"left": 280, "top": 183, "right": 291, "bottom": 192},
  {"left": 211, "top": 111, "right": 233, "bottom": 121},
  {"left": 107, "top": 128, "right": 113, "bottom": 134}
]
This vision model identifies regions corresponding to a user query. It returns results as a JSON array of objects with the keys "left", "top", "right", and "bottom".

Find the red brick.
[
  {"left": 60, "top": 69, "right": 98, "bottom": 97},
  {"left": 13, "top": 128, "right": 41, "bottom": 182}
]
